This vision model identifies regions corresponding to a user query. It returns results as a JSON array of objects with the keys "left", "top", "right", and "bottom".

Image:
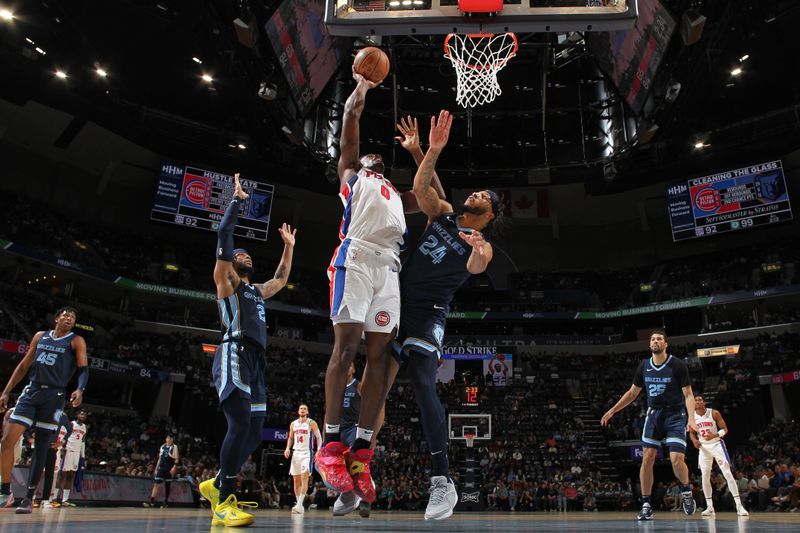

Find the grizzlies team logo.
[
  {"left": 433, "top": 324, "right": 444, "bottom": 346},
  {"left": 375, "top": 311, "right": 390, "bottom": 327}
]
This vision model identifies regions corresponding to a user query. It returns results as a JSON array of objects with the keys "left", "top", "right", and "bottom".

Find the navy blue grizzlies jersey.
[
  {"left": 217, "top": 281, "right": 267, "bottom": 350},
  {"left": 159, "top": 444, "right": 177, "bottom": 467},
  {"left": 633, "top": 355, "right": 691, "bottom": 409},
  {"left": 30, "top": 330, "right": 78, "bottom": 388},
  {"left": 401, "top": 213, "right": 472, "bottom": 308},
  {"left": 340, "top": 379, "right": 361, "bottom": 428}
]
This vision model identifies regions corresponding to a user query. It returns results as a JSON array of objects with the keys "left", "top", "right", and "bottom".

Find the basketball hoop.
[
  {"left": 464, "top": 433, "right": 476, "bottom": 448},
  {"left": 444, "top": 32, "right": 518, "bottom": 108}
]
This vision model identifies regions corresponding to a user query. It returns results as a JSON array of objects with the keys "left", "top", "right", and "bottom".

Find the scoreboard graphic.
[
  {"left": 667, "top": 160, "right": 792, "bottom": 242},
  {"left": 151, "top": 162, "right": 274, "bottom": 241}
]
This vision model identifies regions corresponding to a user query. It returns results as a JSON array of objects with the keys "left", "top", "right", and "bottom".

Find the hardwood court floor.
[{"left": 1, "top": 508, "right": 799, "bottom": 532}]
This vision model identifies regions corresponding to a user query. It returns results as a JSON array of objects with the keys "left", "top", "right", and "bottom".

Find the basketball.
[
  {"left": 497, "top": 354, "right": 505, "bottom": 361},
  {"left": 353, "top": 46, "right": 390, "bottom": 84}
]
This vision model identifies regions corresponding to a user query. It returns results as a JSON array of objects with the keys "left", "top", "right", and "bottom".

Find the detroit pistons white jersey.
[
  {"left": 66, "top": 421, "right": 87, "bottom": 453},
  {"left": 292, "top": 418, "right": 313, "bottom": 453},
  {"left": 336, "top": 167, "right": 407, "bottom": 257},
  {"left": 694, "top": 408, "right": 720, "bottom": 445}
]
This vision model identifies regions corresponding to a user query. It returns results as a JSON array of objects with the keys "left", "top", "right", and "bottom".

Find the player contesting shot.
[
  {"left": 198, "top": 172, "right": 296, "bottom": 528},
  {"left": 316, "top": 66, "right": 446, "bottom": 505}
]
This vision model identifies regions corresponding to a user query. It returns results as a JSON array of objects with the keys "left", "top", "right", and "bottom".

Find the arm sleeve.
[
  {"left": 216, "top": 198, "right": 240, "bottom": 261},
  {"left": 76, "top": 365, "right": 89, "bottom": 391},
  {"left": 675, "top": 359, "right": 691, "bottom": 387},
  {"left": 632, "top": 360, "right": 645, "bottom": 388}
]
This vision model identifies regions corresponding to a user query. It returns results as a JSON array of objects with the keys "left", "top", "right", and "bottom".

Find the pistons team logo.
[
  {"left": 375, "top": 311, "right": 391, "bottom": 327},
  {"left": 184, "top": 180, "right": 208, "bottom": 204},
  {"left": 694, "top": 187, "right": 721, "bottom": 212}
]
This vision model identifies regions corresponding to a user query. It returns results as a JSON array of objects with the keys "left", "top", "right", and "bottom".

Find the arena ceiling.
[{"left": 0, "top": 0, "right": 798, "bottom": 194}]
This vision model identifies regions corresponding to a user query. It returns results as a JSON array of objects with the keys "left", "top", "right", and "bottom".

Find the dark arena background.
[{"left": 0, "top": 0, "right": 799, "bottom": 531}]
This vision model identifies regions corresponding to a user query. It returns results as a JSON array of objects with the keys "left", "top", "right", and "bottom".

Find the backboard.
[
  {"left": 449, "top": 413, "right": 492, "bottom": 441},
  {"left": 325, "top": 0, "right": 638, "bottom": 37}
]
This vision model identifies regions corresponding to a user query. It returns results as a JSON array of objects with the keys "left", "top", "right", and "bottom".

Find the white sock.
[
  {"left": 734, "top": 495, "right": 742, "bottom": 506},
  {"left": 63, "top": 489, "right": 70, "bottom": 501},
  {"left": 705, "top": 498, "right": 713, "bottom": 508},
  {"left": 325, "top": 424, "right": 340, "bottom": 434},
  {"left": 356, "top": 427, "right": 374, "bottom": 442},
  {"left": 297, "top": 494, "right": 305, "bottom": 506}
]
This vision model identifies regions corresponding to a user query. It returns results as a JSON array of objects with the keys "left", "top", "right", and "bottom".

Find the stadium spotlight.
[
  {"left": 237, "top": 143, "right": 246, "bottom": 150},
  {"left": 95, "top": 67, "right": 108, "bottom": 77},
  {"left": 730, "top": 67, "right": 742, "bottom": 76},
  {"left": 55, "top": 70, "right": 68, "bottom": 79},
  {"left": 739, "top": 54, "right": 749, "bottom": 62},
  {"left": 192, "top": 56, "right": 202, "bottom": 64},
  {"left": 0, "top": 9, "right": 13, "bottom": 21},
  {"left": 201, "top": 73, "right": 213, "bottom": 83}
]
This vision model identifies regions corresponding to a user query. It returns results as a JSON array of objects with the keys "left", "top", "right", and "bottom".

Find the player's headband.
[
  {"left": 487, "top": 190, "right": 501, "bottom": 216},
  {"left": 233, "top": 248, "right": 249, "bottom": 258}
]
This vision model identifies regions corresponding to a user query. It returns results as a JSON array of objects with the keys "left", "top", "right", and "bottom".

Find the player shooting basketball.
[{"left": 317, "top": 68, "right": 445, "bottom": 504}]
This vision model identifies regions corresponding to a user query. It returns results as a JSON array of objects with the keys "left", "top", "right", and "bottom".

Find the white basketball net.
[
  {"left": 465, "top": 433, "right": 476, "bottom": 448},
  {"left": 444, "top": 32, "right": 518, "bottom": 108}
]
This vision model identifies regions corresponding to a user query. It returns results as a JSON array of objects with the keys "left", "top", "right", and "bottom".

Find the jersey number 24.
[{"left": 419, "top": 235, "right": 447, "bottom": 264}]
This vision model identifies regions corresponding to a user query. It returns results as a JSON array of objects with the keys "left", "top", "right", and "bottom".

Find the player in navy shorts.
[
  {"left": 197, "top": 172, "right": 296, "bottom": 528},
  {"left": 332, "top": 363, "right": 383, "bottom": 518},
  {"left": 601, "top": 329, "right": 698, "bottom": 520},
  {"left": 349, "top": 110, "right": 496, "bottom": 520},
  {"left": 0, "top": 307, "right": 88, "bottom": 513}
]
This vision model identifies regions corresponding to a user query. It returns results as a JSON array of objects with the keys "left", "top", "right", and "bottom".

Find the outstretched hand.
[
  {"left": 234, "top": 173, "right": 249, "bottom": 200},
  {"left": 277, "top": 223, "right": 297, "bottom": 247},
  {"left": 600, "top": 410, "right": 614, "bottom": 426},
  {"left": 395, "top": 115, "right": 420, "bottom": 152},
  {"left": 352, "top": 70, "right": 380, "bottom": 90},
  {"left": 428, "top": 110, "right": 453, "bottom": 152},
  {"left": 458, "top": 230, "right": 486, "bottom": 256}
]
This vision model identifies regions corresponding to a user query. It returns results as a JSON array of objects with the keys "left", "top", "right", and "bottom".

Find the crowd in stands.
[{"left": 5, "top": 190, "right": 800, "bottom": 320}]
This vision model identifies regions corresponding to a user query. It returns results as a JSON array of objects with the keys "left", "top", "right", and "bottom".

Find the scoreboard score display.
[
  {"left": 667, "top": 160, "right": 792, "bottom": 242},
  {"left": 151, "top": 162, "right": 274, "bottom": 241}
]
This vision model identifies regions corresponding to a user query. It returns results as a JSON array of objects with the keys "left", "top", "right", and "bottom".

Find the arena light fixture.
[
  {"left": 237, "top": 143, "right": 246, "bottom": 150},
  {"left": 730, "top": 67, "right": 742, "bottom": 76},
  {"left": 95, "top": 67, "right": 108, "bottom": 77},
  {"left": 192, "top": 56, "right": 202, "bottom": 64},
  {"left": 201, "top": 73, "right": 213, "bottom": 83},
  {"left": 35, "top": 47, "right": 46, "bottom": 55},
  {"left": 739, "top": 54, "right": 749, "bottom": 62},
  {"left": 25, "top": 37, "right": 34, "bottom": 44},
  {"left": 0, "top": 9, "right": 13, "bottom": 21},
  {"left": 55, "top": 70, "right": 68, "bottom": 79}
]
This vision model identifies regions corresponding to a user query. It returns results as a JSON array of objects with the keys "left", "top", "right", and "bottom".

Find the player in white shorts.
[
  {"left": 55, "top": 409, "right": 87, "bottom": 506},
  {"left": 318, "top": 67, "right": 445, "bottom": 502},
  {"left": 690, "top": 395, "right": 748, "bottom": 517},
  {"left": 284, "top": 404, "right": 321, "bottom": 514}
]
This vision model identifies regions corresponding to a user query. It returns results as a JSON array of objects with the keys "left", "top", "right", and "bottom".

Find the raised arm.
[
  {"left": 395, "top": 115, "right": 446, "bottom": 200},
  {"left": 338, "top": 72, "right": 379, "bottom": 185},
  {"left": 213, "top": 173, "right": 247, "bottom": 298},
  {"left": 413, "top": 110, "right": 454, "bottom": 221},
  {"left": 257, "top": 223, "right": 296, "bottom": 300},
  {"left": 460, "top": 230, "right": 494, "bottom": 274},
  {"left": 600, "top": 384, "right": 642, "bottom": 426},
  {"left": 0, "top": 331, "right": 44, "bottom": 411}
]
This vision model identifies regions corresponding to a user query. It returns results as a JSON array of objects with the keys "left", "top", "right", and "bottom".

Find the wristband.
[{"left": 718, "top": 429, "right": 726, "bottom": 438}]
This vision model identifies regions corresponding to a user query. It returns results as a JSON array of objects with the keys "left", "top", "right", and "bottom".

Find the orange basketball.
[{"left": 353, "top": 46, "right": 390, "bottom": 84}]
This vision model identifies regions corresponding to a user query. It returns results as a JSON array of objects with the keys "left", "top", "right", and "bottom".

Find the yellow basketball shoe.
[
  {"left": 212, "top": 494, "right": 257, "bottom": 527},
  {"left": 199, "top": 478, "right": 220, "bottom": 510}
]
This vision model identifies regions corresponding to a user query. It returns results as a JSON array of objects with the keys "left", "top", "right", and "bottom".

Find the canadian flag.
[{"left": 509, "top": 189, "right": 549, "bottom": 219}]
